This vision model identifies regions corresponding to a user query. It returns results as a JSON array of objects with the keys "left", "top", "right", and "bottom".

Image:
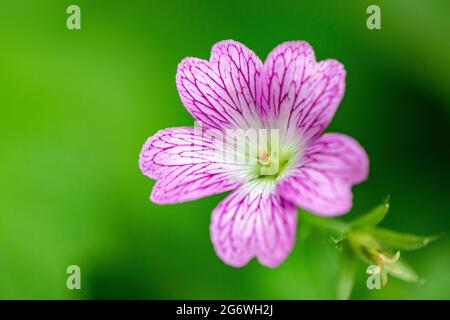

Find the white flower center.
[{"left": 215, "top": 127, "right": 304, "bottom": 185}]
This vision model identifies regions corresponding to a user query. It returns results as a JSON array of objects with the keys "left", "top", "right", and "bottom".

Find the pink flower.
[{"left": 139, "top": 40, "right": 369, "bottom": 267}]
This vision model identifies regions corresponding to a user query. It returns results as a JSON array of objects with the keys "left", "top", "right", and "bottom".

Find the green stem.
[{"left": 299, "top": 210, "right": 350, "bottom": 236}]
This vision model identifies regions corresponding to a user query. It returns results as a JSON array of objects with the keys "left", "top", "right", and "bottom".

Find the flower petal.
[
  {"left": 210, "top": 183, "right": 297, "bottom": 268},
  {"left": 277, "top": 133, "right": 369, "bottom": 216},
  {"left": 176, "top": 40, "right": 263, "bottom": 130},
  {"left": 139, "top": 127, "right": 241, "bottom": 204},
  {"left": 260, "top": 41, "right": 346, "bottom": 140}
]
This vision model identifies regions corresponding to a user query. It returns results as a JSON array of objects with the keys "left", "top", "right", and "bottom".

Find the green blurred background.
[{"left": 0, "top": 0, "right": 449, "bottom": 299}]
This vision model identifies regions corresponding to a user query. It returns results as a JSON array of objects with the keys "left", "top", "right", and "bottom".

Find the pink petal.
[
  {"left": 260, "top": 41, "right": 346, "bottom": 140},
  {"left": 210, "top": 183, "right": 297, "bottom": 268},
  {"left": 139, "top": 127, "right": 240, "bottom": 204},
  {"left": 176, "top": 40, "right": 263, "bottom": 130},
  {"left": 277, "top": 133, "right": 369, "bottom": 216}
]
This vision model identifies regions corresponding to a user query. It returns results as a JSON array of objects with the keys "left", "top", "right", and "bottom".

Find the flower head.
[{"left": 139, "top": 40, "right": 369, "bottom": 267}]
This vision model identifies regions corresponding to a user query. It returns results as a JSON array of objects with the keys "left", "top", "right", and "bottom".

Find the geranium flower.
[{"left": 139, "top": 40, "right": 369, "bottom": 267}]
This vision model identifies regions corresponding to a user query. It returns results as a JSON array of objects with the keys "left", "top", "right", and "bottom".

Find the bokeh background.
[{"left": 0, "top": 0, "right": 449, "bottom": 299}]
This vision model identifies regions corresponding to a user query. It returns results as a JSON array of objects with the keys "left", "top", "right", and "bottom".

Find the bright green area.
[{"left": 0, "top": 0, "right": 449, "bottom": 299}]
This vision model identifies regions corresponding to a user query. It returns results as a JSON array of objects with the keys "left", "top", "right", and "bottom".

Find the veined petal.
[
  {"left": 176, "top": 40, "right": 263, "bottom": 130},
  {"left": 260, "top": 41, "right": 346, "bottom": 140},
  {"left": 210, "top": 182, "right": 297, "bottom": 268},
  {"left": 277, "top": 133, "right": 369, "bottom": 216},
  {"left": 139, "top": 127, "right": 241, "bottom": 204}
]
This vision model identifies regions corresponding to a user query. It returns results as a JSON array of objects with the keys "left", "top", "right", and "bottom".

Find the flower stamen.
[{"left": 258, "top": 150, "right": 271, "bottom": 166}]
